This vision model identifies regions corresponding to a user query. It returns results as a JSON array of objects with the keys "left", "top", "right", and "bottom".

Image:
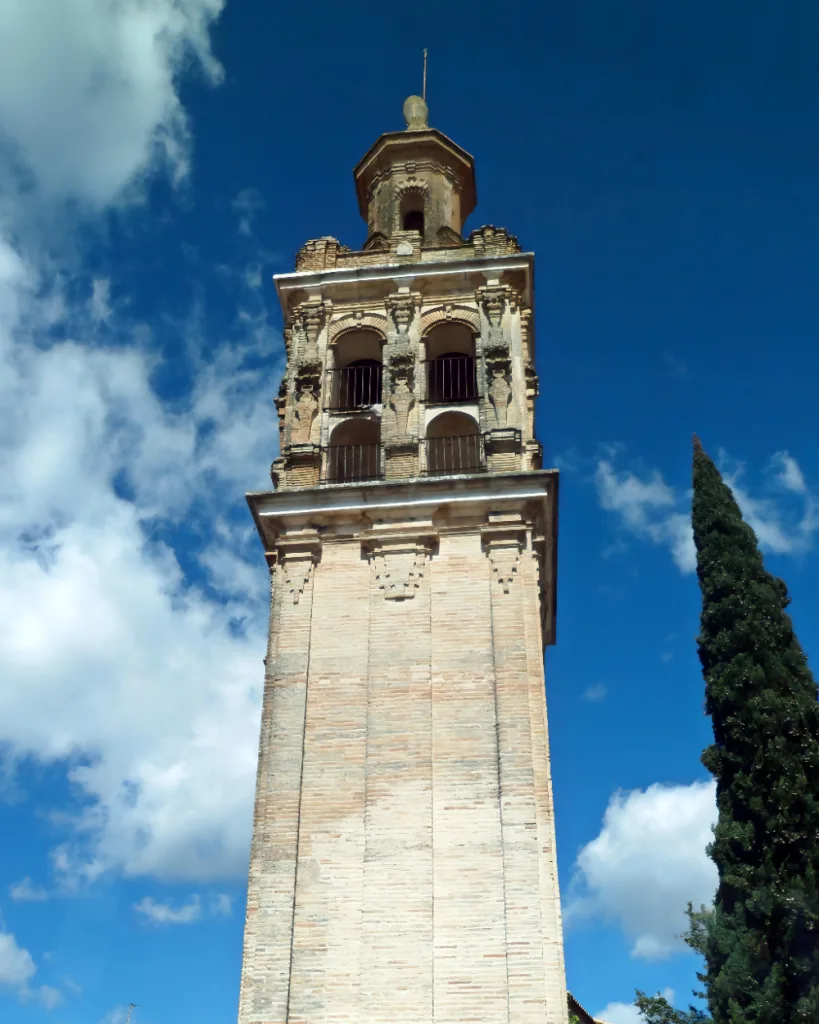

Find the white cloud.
[
  {"left": 0, "top": 0, "right": 225, "bottom": 206},
  {"left": 596, "top": 989, "right": 674, "bottom": 1024},
  {"left": 0, "top": 0, "right": 284, "bottom": 891},
  {"left": 595, "top": 459, "right": 695, "bottom": 573},
  {"left": 134, "top": 895, "right": 202, "bottom": 925},
  {"left": 773, "top": 451, "right": 806, "bottom": 494},
  {"left": 0, "top": 930, "right": 36, "bottom": 988},
  {"left": 566, "top": 781, "right": 717, "bottom": 960},
  {"left": 9, "top": 877, "right": 48, "bottom": 902},
  {"left": 582, "top": 683, "right": 608, "bottom": 703},
  {"left": 596, "top": 449, "right": 818, "bottom": 573}
]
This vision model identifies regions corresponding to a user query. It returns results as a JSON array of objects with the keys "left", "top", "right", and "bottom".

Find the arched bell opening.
[
  {"left": 424, "top": 410, "right": 482, "bottom": 476},
  {"left": 425, "top": 323, "right": 478, "bottom": 403},
  {"left": 399, "top": 191, "right": 426, "bottom": 237},
  {"left": 330, "top": 329, "right": 384, "bottom": 410},
  {"left": 325, "top": 417, "right": 382, "bottom": 484}
]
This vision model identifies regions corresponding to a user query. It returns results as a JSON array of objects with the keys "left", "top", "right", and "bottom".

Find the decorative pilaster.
[
  {"left": 387, "top": 347, "right": 416, "bottom": 441},
  {"left": 485, "top": 342, "right": 512, "bottom": 429}
]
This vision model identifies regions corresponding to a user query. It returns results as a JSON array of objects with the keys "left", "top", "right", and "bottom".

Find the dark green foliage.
[
  {"left": 634, "top": 990, "right": 710, "bottom": 1024},
  {"left": 690, "top": 437, "right": 819, "bottom": 1022}
]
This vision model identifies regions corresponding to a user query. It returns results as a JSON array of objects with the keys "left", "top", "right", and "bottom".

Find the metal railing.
[
  {"left": 327, "top": 365, "right": 382, "bottom": 410},
  {"left": 422, "top": 434, "right": 484, "bottom": 476},
  {"left": 322, "top": 442, "right": 383, "bottom": 484},
  {"left": 425, "top": 356, "right": 478, "bottom": 403}
]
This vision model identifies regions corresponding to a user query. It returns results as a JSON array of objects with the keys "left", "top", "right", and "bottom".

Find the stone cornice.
[
  {"left": 246, "top": 469, "right": 558, "bottom": 644},
  {"left": 274, "top": 252, "right": 534, "bottom": 313}
]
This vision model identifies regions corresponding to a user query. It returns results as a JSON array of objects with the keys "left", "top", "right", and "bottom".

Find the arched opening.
[
  {"left": 326, "top": 418, "right": 382, "bottom": 483},
  {"left": 425, "top": 323, "right": 478, "bottom": 403},
  {"left": 399, "top": 192, "right": 426, "bottom": 237},
  {"left": 330, "top": 329, "right": 383, "bottom": 410},
  {"left": 425, "top": 410, "right": 482, "bottom": 476},
  {"left": 403, "top": 209, "right": 425, "bottom": 233}
]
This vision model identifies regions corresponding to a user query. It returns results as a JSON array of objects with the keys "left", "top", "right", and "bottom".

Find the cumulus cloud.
[
  {"left": 0, "top": 931, "right": 36, "bottom": 988},
  {"left": 0, "top": 0, "right": 283, "bottom": 891},
  {"left": 0, "top": 929, "right": 62, "bottom": 1009},
  {"left": 0, "top": 0, "right": 225, "bottom": 206},
  {"left": 595, "top": 458, "right": 695, "bottom": 572},
  {"left": 581, "top": 683, "right": 608, "bottom": 703},
  {"left": 595, "top": 448, "right": 818, "bottom": 573},
  {"left": 595, "top": 989, "right": 674, "bottom": 1024},
  {"left": 565, "top": 781, "right": 717, "bottom": 960}
]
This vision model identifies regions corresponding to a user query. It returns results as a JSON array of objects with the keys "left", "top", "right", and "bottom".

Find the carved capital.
[
  {"left": 362, "top": 532, "right": 437, "bottom": 601},
  {"left": 385, "top": 291, "right": 420, "bottom": 337}
]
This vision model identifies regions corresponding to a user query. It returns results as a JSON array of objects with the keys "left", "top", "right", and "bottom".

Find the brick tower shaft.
[{"left": 239, "top": 95, "right": 568, "bottom": 1024}]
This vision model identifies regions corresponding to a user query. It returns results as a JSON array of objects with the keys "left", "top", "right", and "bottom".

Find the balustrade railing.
[
  {"left": 327, "top": 365, "right": 382, "bottom": 410},
  {"left": 422, "top": 434, "right": 485, "bottom": 476},
  {"left": 322, "top": 442, "right": 383, "bottom": 484},
  {"left": 425, "top": 356, "right": 478, "bottom": 403}
]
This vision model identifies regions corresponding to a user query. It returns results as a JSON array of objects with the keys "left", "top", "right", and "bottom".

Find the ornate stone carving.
[
  {"left": 364, "top": 535, "right": 436, "bottom": 601},
  {"left": 293, "top": 300, "right": 327, "bottom": 361},
  {"left": 524, "top": 361, "right": 539, "bottom": 397},
  {"left": 385, "top": 291, "right": 420, "bottom": 338},
  {"left": 291, "top": 386, "right": 318, "bottom": 444},
  {"left": 485, "top": 343, "right": 512, "bottom": 429},
  {"left": 289, "top": 361, "right": 321, "bottom": 445},
  {"left": 475, "top": 284, "right": 515, "bottom": 330},
  {"left": 387, "top": 348, "right": 416, "bottom": 440},
  {"left": 275, "top": 377, "right": 288, "bottom": 437}
]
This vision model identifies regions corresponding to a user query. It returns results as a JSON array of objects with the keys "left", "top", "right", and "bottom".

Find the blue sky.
[{"left": 1, "top": 2, "right": 818, "bottom": 1022}]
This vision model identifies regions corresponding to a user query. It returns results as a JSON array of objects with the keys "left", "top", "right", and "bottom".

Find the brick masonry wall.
[{"left": 238, "top": 519, "right": 568, "bottom": 1024}]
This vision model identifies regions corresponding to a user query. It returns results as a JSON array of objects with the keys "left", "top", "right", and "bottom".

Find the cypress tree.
[{"left": 692, "top": 436, "right": 819, "bottom": 1022}]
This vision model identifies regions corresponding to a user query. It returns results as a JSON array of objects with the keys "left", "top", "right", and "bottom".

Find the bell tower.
[{"left": 239, "top": 97, "right": 568, "bottom": 1024}]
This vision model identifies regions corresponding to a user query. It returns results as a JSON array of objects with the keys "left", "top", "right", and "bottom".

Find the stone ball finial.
[{"left": 403, "top": 95, "right": 429, "bottom": 131}]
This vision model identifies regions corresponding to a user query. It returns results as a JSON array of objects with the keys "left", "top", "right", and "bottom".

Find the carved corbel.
[
  {"left": 273, "top": 534, "right": 322, "bottom": 604},
  {"left": 362, "top": 532, "right": 437, "bottom": 601},
  {"left": 475, "top": 284, "right": 513, "bottom": 334},
  {"left": 293, "top": 300, "right": 328, "bottom": 361},
  {"left": 385, "top": 290, "right": 421, "bottom": 338},
  {"left": 481, "top": 524, "right": 527, "bottom": 594}
]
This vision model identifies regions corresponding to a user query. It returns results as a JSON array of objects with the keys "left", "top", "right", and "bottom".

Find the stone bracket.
[
  {"left": 481, "top": 523, "right": 527, "bottom": 594},
  {"left": 268, "top": 532, "right": 322, "bottom": 604},
  {"left": 361, "top": 530, "right": 437, "bottom": 601}
]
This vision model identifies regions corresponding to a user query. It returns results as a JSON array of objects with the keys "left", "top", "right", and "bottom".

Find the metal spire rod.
[{"left": 422, "top": 48, "right": 428, "bottom": 101}]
